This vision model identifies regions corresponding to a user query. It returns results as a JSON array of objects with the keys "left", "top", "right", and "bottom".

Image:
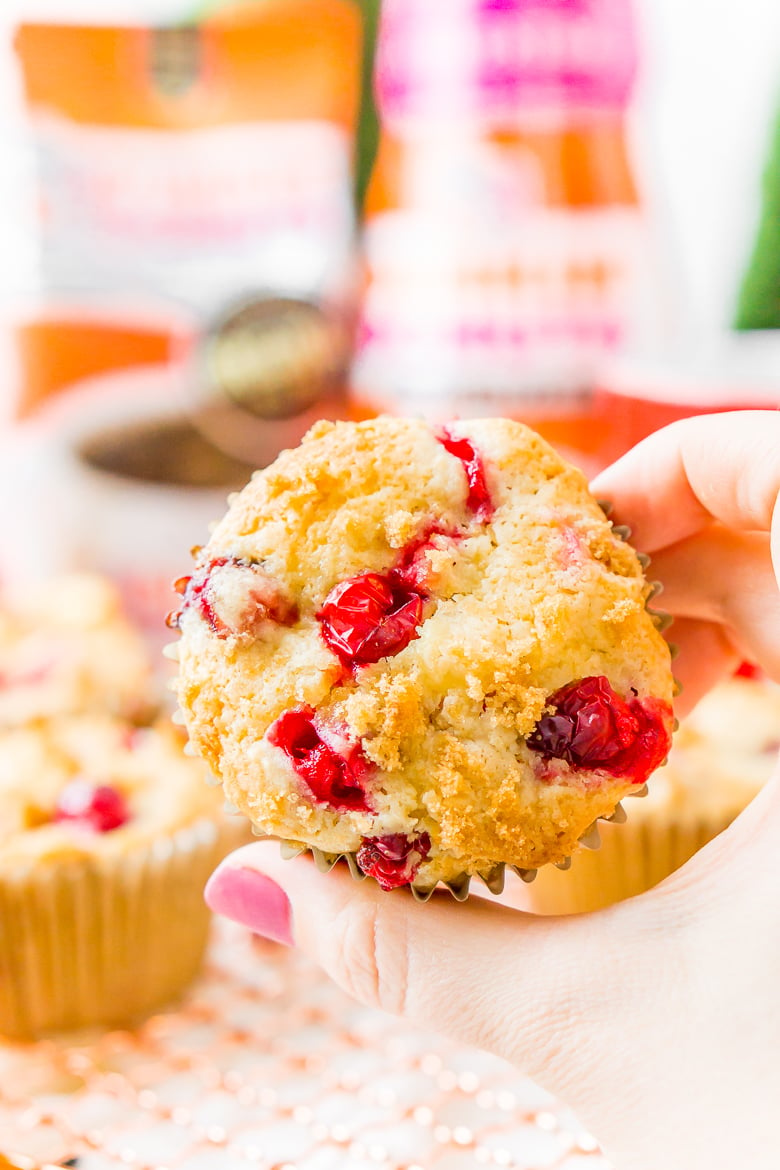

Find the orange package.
[
  {"left": 12, "top": 1, "right": 362, "bottom": 415},
  {"left": 351, "top": 0, "right": 670, "bottom": 471}
]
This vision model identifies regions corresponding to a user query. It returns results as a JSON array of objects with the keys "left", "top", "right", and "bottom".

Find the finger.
[
  {"left": 662, "top": 761, "right": 780, "bottom": 900},
  {"left": 651, "top": 526, "right": 780, "bottom": 686},
  {"left": 204, "top": 841, "right": 645, "bottom": 1088},
  {"left": 664, "top": 616, "right": 741, "bottom": 716},
  {"left": 591, "top": 411, "right": 780, "bottom": 554}
]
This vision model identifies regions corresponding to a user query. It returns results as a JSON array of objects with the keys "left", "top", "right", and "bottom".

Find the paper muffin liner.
[
  {"left": 0, "top": 817, "right": 239, "bottom": 1041},
  {"left": 523, "top": 801, "right": 742, "bottom": 916}
]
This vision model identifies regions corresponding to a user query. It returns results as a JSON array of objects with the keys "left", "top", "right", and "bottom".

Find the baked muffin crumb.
[{"left": 174, "top": 417, "right": 675, "bottom": 891}]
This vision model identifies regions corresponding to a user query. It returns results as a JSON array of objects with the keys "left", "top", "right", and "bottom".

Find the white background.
[
  {"left": 631, "top": 0, "right": 780, "bottom": 338},
  {"left": 0, "top": 0, "right": 778, "bottom": 340}
]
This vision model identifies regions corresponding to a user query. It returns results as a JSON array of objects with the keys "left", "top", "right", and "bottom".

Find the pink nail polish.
[{"left": 205, "top": 865, "right": 294, "bottom": 946}]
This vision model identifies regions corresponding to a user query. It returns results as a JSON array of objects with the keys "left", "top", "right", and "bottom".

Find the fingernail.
[{"left": 205, "top": 864, "right": 294, "bottom": 946}]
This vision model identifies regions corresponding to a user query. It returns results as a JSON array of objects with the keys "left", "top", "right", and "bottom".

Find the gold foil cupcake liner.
[
  {"left": 600, "top": 507, "right": 680, "bottom": 705},
  {"left": 271, "top": 795, "right": 646, "bottom": 903},
  {"left": 597, "top": 504, "right": 674, "bottom": 637},
  {"left": 0, "top": 818, "right": 236, "bottom": 1041}
]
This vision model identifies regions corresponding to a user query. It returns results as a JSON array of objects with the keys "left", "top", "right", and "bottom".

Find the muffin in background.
[
  {"left": 0, "top": 574, "right": 157, "bottom": 728},
  {"left": 0, "top": 714, "right": 243, "bottom": 1039},
  {"left": 525, "top": 675, "right": 780, "bottom": 915}
]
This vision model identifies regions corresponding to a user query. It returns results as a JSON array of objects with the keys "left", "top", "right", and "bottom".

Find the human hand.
[
  {"left": 593, "top": 409, "right": 780, "bottom": 713},
  {"left": 205, "top": 410, "right": 780, "bottom": 1170}
]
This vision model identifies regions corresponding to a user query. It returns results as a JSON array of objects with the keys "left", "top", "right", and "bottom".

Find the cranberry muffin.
[
  {"left": 0, "top": 574, "right": 156, "bottom": 728},
  {"left": 171, "top": 417, "right": 674, "bottom": 896},
  {"left": 0, "top": 715, "right": 241, "bottom": 1038}
]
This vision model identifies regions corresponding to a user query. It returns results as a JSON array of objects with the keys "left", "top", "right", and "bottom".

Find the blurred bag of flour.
[
  {"left": 3, "top": 0, "right": 363, "bottom": 420},
  {"left": 352, "top": 0, "right": 669, "bottom": 448}
]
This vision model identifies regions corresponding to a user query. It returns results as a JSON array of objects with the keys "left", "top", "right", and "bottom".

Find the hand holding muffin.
[{"left": 203, "top": 411, "right": 780, "bottom": 1170}]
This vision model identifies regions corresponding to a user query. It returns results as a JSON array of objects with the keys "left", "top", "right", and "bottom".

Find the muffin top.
[
  {"left": 173, "top": 417, "right": 675, "bottom": 889},
  {"left": 631, "top": 675, "right": 780, "bottom": 824},
  {"left": 0, "top": 574, "right": 156, "bottom": 729},
  {"left": 0, "top": 715, "right": 223, "bottom": 870}
]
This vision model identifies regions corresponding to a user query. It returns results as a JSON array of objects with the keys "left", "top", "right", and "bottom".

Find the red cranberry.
[
  {"left": 356, "top": 832, "right": 431, "bottom": 890},
  {"left": 391, "top": 523, "right": 461, "bottom": 592},
  {"left": 735, "top": 661, "right": 764, "bottom": 681},
  {"left": 557, "top": 524, "right": 588, "bottom": 569},
  {"left": 527, "top": 675, "right": 672, "bottom": 785},
  {"left": 54, "top": 781, "right": 130, "bottom": 832},
  {"left": 268, "top": 707, "right": 373, "bottom": 813},
  {"left": 317, "top": 572, "right": 424, "bottom": 667},
  {"left": 437, "top": 429, "right": 494, "bottom": 521},
  {"left": 167, "top": 557, "right": 297, "bottom": 638}
]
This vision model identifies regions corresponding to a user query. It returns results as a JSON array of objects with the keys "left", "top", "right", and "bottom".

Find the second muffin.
[
  {"left": 0, "top": 715, "right": 241, "bottom": 1038},
  {"left": 0, "top": 574, "right": 156, "bottom": 728}
]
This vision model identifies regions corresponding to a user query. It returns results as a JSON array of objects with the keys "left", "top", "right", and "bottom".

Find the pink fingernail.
[{"left": 205, "top": 865, "right": 294, "bottom": 946}]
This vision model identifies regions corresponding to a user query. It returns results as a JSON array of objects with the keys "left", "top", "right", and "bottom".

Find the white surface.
[
  {"left": 600, "top": 331, "right": 780, "bottom": 404},
  {"left": 0, "top": 919, "right": 609, "bottom": 1170},
  {"left": 629, "top": 0, "right": 780, "bottom": 339},
  {"left": 0, "top": 0, "right": 198, "bottom": 20}
]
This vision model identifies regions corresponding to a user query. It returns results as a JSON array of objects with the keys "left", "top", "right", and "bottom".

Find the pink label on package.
[
  {"left": 352, "top": 204, "right": 663, "bottom": 417},
  {"left": 377, "top": 0, "right": 637, "bottom": 126},
  {"left": 30, "top": 116, "right": 354, "bottom": 314}
]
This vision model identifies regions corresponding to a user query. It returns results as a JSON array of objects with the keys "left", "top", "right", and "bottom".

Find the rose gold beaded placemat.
[{"left": 0, "top": 921, "right": 609, "bottom": 1170}]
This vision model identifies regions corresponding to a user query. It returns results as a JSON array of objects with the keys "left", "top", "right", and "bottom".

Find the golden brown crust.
[{"left": 174, "top": 417, "right": 675, "bottom": 886}]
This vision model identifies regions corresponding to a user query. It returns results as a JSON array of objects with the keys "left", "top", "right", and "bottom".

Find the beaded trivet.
[{"left": 0, "top": 920, "right": 609, "bottom": 1170}]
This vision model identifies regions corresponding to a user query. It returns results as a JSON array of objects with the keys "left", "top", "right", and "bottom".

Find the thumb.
[{"left": 205, "top": 840, "right": 654, "bottom": 1090}]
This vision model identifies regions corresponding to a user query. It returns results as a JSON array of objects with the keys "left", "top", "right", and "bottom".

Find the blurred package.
[
  {"left": 352, "top": 0, "right": 669, "bottom": 445},
  {"left": 590, "top": 332, "right": 780, "bottom": 466},
  {"left": 9, "top": 0, "right": 363, "bottom": 420},
  {"left": 0, "top": 0, "right": 366, "bottom": 635}
]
